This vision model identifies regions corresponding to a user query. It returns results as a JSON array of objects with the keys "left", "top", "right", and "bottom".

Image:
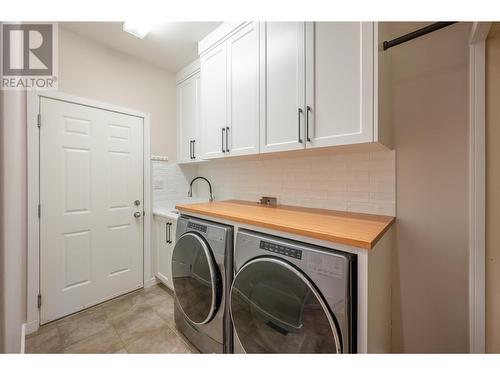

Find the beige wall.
[
  {"left": 0, "top": 89, "right": 27, "bottom": 353},
  {"left": 486, "top": 22, "right": 500, "bottom": 353},
  {"left": 385, "top": 22, "right": 470, "bottom": 352},
  {"left": 1, "top": 27, "right": 177, "bottom": 353},
  {"left": 58, "top": 27, "right": 177, "bottom": 158}
]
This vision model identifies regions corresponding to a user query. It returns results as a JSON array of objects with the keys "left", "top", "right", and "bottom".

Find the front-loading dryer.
[
  {"left": 172, "top": 215, "right": 233, "bottom": 353},
  {"left": 230, "top": 229, "right": 356, "bottom": 353}
]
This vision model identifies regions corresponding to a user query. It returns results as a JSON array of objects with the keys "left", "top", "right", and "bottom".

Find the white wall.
[
  {"left": 58, "top": 27, "right": 177, "bottom": 158},
  {"left": 197, "top": 151, "right": 396, "bottom": 216},
  {"left": 385, "top": 22, "right": 470, "bottom": 353}
]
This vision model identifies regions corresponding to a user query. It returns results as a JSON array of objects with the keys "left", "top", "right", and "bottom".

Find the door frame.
[
  {"left": 25, "top": 90, "right": 152, "bottom": 334},
  {"left": 468, "top": 22, "right": 491, "bottom": 353}
]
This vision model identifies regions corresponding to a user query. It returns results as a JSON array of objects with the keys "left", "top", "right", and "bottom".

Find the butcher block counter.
[{"left": 175, "top": 200, "right": 395, "bottom": 250}]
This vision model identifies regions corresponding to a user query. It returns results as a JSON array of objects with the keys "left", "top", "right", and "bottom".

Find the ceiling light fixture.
[{"left": 122, "top": 21, "right": 154, "bottom": 39}]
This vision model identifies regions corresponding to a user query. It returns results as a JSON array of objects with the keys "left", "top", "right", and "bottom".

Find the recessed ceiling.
[{"left": 61, "top": 22, "right": 222, "bottom": 73}]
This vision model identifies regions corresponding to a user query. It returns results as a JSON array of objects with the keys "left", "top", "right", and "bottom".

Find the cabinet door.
[
  {"left": 177, "top": 73, "right": 200, "bottom": 163},
  {"left": 201, "top": 43, "right": 227, "bottom": 159},
  {"left": 260, "top": 22, "right": 306, "bottom": 153},
  {"left": 157, "top": 218, "right": 176, "bottom": 290},
  {"left": 155, "top": 217, "right": 167, "bottom": 283},
  {"left": 226, "top": 22, "right": 260, "bottom": 156},
  {"left": 305, "top": 22, "right": 374, "bottom": 148}
]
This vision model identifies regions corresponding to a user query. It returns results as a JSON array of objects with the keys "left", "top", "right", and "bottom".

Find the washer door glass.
[
  {"left": 230, "top": 257, "right": 341, "bottom": 353},
  {"left": 172, "top": 232, "right": 220, "bottom": 325}
]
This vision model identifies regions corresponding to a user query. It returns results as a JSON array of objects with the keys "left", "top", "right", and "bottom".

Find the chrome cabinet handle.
[
  {"left": 192, "top": 139, "right": 196, "bottom": 159},
  {"left": 306, "top": 106, "right": 311, "bottom": 142},
  {"left": 134, "top": 212, "right": 141, "bottom": 218},
  {"left": 222, "top": 128, "right": 226, "bottom": 153},
  {"left": 226, "top": 126, "right": 230, "bottom": 152},
  {"left": 189, "top": 140, "right": 192, "bottom": 159},
  {"left": 298, "top": 108, "right": 303, "bottom": 143},
  {"left": 165, "top": 222, "right": 169, "bottom": 243}
]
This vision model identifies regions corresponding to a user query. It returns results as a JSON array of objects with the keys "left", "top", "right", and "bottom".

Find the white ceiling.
[{"left": 61, "top": 22, "right": 222, "bottom": 73}]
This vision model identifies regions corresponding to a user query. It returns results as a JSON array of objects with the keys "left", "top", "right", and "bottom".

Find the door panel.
[
  {"left": 156, "top": 218, "right": 176, "bottom": 290},
  {"left": 231, "top": 257, "right": 341, "bottom": 353},
  {"left": 172, "top": 232, "right": 221, "bottom": 325},
  {"left": 177, "top": 73, "right": 200, "bottom": 162},
  {"left": 201, "top": 43, "right": 227, "bottom": 159},
  {"left": 226, "top": 22, "right": 260, "bottom": 156},
  {"left": 305, "top": 22, "right": 374, "bottom": 147},
  {"left": 40, "top": 97, "right": 144, "bottom": 324},
  {"left": 261, "top": 22, "right": 306, "bottom": 153}
]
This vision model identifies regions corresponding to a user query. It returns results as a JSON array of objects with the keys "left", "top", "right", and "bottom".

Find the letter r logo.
[{"left": 2, "top": 24, "right": 53, "bottom": 76}]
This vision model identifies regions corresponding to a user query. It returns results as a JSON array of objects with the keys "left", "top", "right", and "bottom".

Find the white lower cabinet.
[{"left": 154, "top": 215, "right": 177, "bottom": 290}]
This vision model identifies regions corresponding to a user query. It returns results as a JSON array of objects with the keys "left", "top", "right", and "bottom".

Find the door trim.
[
  {"left": 468, "top": 22, "right": 491, "bottom": 353},
  {"left": 26, "top": 90, "right": 151, "bottom": 334}
]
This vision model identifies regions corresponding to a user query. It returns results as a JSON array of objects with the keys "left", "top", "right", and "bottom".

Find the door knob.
[{"left": 134, "top": 212, "right": 141, "bottom": 218}]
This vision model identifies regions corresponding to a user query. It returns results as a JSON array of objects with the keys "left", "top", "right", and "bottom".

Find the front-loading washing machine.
[
  {"left": 172, "top": 215, "right": 233, "bottom": 353},
  {"left": 230, "top": 229, "right": 357, "bottom": 353}
]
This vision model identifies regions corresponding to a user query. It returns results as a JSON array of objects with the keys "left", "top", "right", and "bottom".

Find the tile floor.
[{"left": 25, "top": 284, "right": 198, "bottom": 354}]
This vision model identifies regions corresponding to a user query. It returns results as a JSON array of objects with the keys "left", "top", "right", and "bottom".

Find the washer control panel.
[
  {"left": 259, "top": 240, "right": 302, "bottom": 260},
  {"left": 187, "top": 221, "right": 207, "bottom": 233}
]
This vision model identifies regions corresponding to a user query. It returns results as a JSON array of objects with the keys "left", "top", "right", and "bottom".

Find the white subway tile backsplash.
[
  {"left": 152, "top": 150, "right": 395, "bottom": 216},
  {"left": 152, "top": 161, "right": 199, "bottom": 210},
  {"left": 198, "top": 150, "right": 396, "bottom": 216}
]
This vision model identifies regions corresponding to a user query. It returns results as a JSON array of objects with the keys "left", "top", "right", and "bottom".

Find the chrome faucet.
[{"left": 188, "top": 176, "right": 214, "bottom": 202}]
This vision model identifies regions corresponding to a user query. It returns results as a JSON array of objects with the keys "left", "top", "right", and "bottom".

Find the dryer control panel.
[{"left": 259, "top": 240, "right": 302, "bottom": 260}]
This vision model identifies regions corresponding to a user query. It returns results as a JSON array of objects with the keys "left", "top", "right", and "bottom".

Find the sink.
[{"left": 170, "top": 209, "right": 179, "bottom": 215}]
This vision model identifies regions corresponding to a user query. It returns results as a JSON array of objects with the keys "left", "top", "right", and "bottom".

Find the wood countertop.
[{"left": 175, "top": 200, "right": 395, "bottom": 250}]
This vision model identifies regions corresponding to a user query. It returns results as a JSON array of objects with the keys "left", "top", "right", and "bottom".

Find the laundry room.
[{"left": 1, "top": 1, "right": 500, "bottom": 373}]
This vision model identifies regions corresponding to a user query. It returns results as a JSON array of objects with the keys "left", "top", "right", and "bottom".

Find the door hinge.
[
  {"left": 38, "top": 204, "right": 41, "bottom": 218},
  {"left": 37, "top": 294, "right": 42, "bottom": 308},
  {"left": 37, "top": 114, "right": 41, "bottom": 128}
]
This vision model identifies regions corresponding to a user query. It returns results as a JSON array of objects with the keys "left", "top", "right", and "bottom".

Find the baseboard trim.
[
  {"left": 25, "top": 319, "right": 39, "bottom": 335},
  {"left": 21, "top": 323, "right": 26, "bottom": 353},
  {"left": 144, "top": 277, "right": 159, "bottom": 288}
]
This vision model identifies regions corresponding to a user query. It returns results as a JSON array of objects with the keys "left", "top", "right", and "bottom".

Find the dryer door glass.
[
  {"left": 172, "top": 232, "right": 221, "bottom": 325},
  {"left": 230, "top": 257, "right": 342, "bottom": 353}
]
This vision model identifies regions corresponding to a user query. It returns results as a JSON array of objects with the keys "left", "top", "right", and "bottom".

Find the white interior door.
[{"left": 40, "top": 97, "right": 144, "bottom": 324}]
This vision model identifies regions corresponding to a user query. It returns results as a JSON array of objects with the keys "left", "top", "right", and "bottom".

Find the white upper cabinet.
[
  {"left": 192, "top": 22, "right": 386, "bottom": 161},
  {"left": 177, "top": 70, "right": 200, "bottom": 163},
  {"left": 200, "top": 22, "right": 260, "bottom": 159},
  {"left": 260, "top": 22, "right": 306, "bottom": 153},
  {"left": 305, "top": 22, "right": 375, "bottom": 148},
  {"left": 200, "top": 42, "right": 227, "bottom": 159},
  {"left": 226, "top": 22, "right": 260, "bottom": 156}
]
